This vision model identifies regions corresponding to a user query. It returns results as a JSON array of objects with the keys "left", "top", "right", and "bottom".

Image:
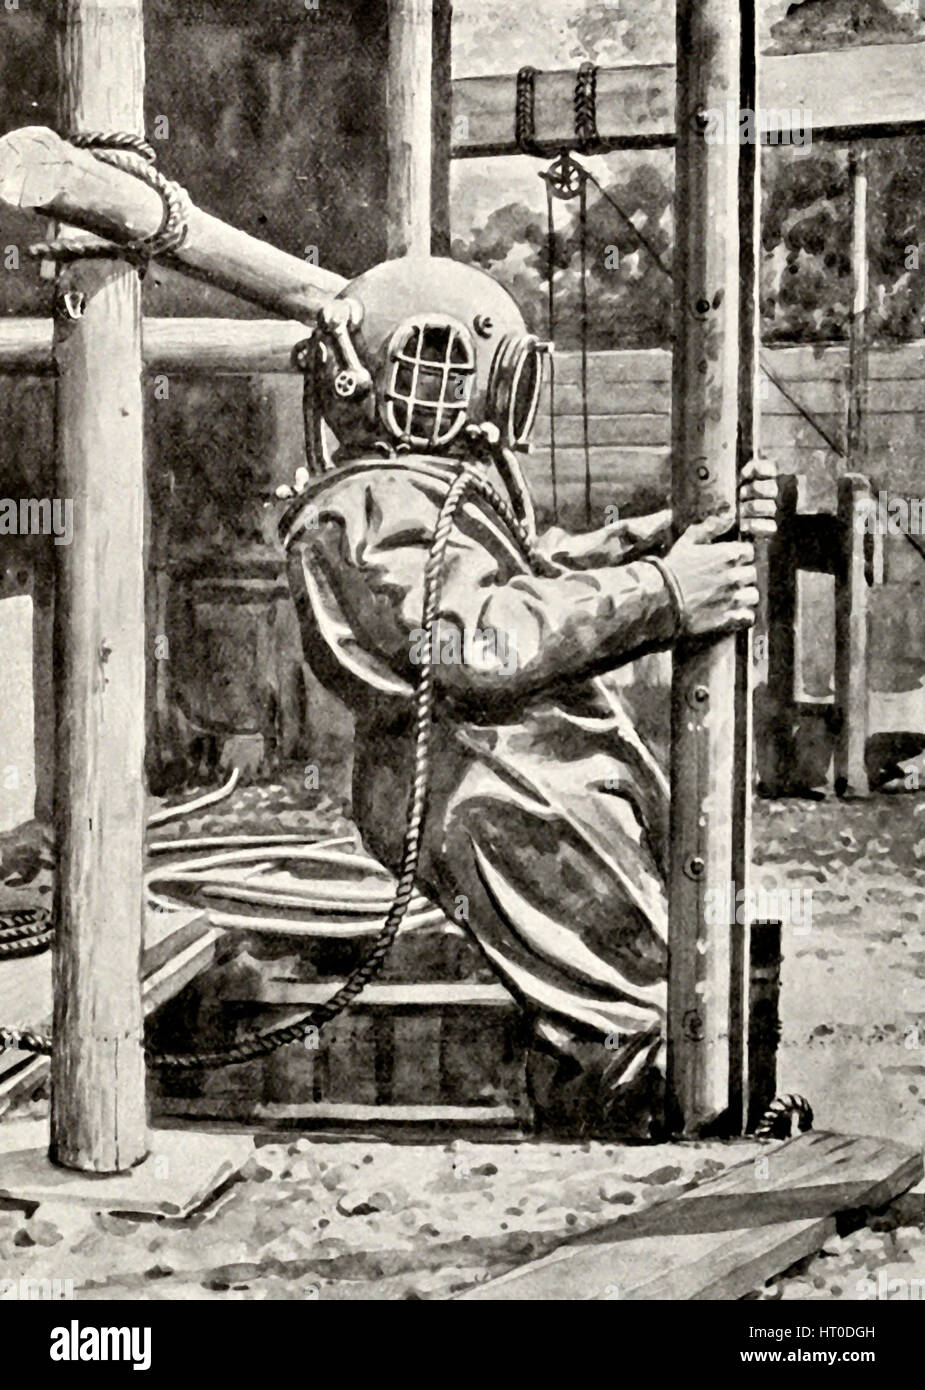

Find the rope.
[
  {"left": 574, "top": 62, "right": 600, "bottom": 152},
  {"left": 755, "top": 1092, "right": 814, "bottom": 1142},
  {"left": 545, "top": 179, "right": 559, "bottom": 523},
  {"left": 0, "top": 907, "right": 53, "bottom": 959},
  {"left": 515, "top": 66, "right": 542, "bottom": 156},
  {"left": 28, "top": 131, "right": 190, "bottom": 266},
  {"left": 578, "top": 176, "right": 592, "bottom": 527}
]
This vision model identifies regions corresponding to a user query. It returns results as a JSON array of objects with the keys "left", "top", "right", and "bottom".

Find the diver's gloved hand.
[
  {"left": 738, "top": 454, "right": 778, "bottom": 537},
  {"left": 660, "top": 510, "right": 759, "bottom": 637}
]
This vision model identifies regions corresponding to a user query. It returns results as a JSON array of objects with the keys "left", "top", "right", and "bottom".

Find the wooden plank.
[
  {"left": 0, "top": 318, "right": 310, "bottom": 375},
  {"left": 219, "top": 980, "right": 515, "bottom": 1008},
  {"left": 156, "top": 1098, "right": 521, "bottom": 1128},
  {"left": 387, "top": 0, "right": 433, "bottom": 258},
  {"left": 666, "top": 0, "right": 755, "bottom": 1136},
  {"left": 0, "top": 127, "right": 346, "bottom": 320},
  {"left": 1, "top": 327, "right": 924, "bottom": 401},
  {"left": 451, "top": 41, "right": 925, "bottom": 157},
  {"left": 143, "top": 318, "right": 307, "bottom": 374},
  {"left": 463, "top": 1217, "right": 836, "bottom": 1301},
  {"left": 49, "top": 0, "right": 148, "bottom": 1174},
  {"left": 141, "top": 929, "right": 222, "bottom": 1015},
  {"left": 459, "top": 1131, "right": 923, "bottom": 1300}
]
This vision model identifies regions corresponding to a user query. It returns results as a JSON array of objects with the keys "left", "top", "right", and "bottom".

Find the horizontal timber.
[
  {"left": 0, "top": 318, "right": 307, "bottom": 374},
  {"left": 451, "top": 41, "right": 925, "bottom": 156}
]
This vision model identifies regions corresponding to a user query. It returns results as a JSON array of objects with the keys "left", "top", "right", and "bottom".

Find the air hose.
[{"left": 0, "top": 449, "right": 552, "bottom": 1070}]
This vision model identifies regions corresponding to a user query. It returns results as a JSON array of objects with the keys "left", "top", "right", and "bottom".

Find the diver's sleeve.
[
  {"left": 285, "top": 469, "right": 679, "bottom": 703},
  {"left": 536, "top": 509, "right": 673, "bottom": 569}
]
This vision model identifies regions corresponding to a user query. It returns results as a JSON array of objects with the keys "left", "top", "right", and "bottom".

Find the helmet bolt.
[
  {"left": 473, "top": 313, "right": 494, "bottom": 338},
  {"left": 334, "top": 369, "right": 357, "bottom": 397}
]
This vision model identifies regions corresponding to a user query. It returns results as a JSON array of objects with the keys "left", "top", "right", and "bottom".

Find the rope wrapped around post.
[
  {"left": 574, "top": 62, "right": 601, "bottom": 152},
  {"left": 515, "top": 65, "right": 543, "bottom": 156},
  {"left": 28, "top": 131, "right": 190, "bottom": 267}
]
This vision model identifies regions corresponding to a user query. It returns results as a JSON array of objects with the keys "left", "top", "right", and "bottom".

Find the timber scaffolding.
[{"left": 0, "top": 0, "right": 921, "bottom": 1297}]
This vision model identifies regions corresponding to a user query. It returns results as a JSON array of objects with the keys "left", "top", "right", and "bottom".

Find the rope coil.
[{"left": 29, "top": 131, "right": 190, "bottom": 266}]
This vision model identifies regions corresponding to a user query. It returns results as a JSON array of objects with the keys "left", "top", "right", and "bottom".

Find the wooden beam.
[
  {"left": 666, "top": 0, "right": 756, "bottom": 1137},
  {"left": 450, "top": 41, "right": 925, "bottom": 156},
  {"left": 0, "top": 318, "right": 312, "bottom": 374},
  {"left": 458, "top": 1130, "right": 923, "bottom": 1300},
  {"left": 49, "top": 0, "right": 148, "bottom": 1175},
  {"left": 387, "top": 0, "right": 434, "bottom": 257},
  {"left": 0, "top": 127, "right": 346, "bottom": 320},
  {"left": 143, "top": 318, "right": 308, "bottom": 374}
]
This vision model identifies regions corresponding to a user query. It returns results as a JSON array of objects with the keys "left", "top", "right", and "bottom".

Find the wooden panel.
[
  {"left": 452, "top": 42, "right": 925, "bottom": 156},
  {"left": 459, "top": 1131, "right": 923, "bottom": 1300}
]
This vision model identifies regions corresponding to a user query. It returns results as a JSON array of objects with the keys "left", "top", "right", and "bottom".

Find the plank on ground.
[{"left": 458, "top": 1131, "right": 923, "bottom": 1300}]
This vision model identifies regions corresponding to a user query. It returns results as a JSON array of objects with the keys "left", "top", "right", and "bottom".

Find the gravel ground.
[{"left": 1, "top": 781, "right": 924, "bottom": 1300}]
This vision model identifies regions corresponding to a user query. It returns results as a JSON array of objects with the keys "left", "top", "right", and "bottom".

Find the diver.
[{"left": 281, "top": 255, "right": 776, "bottom": 1136}]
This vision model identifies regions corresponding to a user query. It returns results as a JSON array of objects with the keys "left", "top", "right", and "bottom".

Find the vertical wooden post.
[
  {"left": 835, "top": 148, "right": 871, "bottom": 799},
  {"left": 387, "top": 0, "right": 434, "bottom": 258},
  {"left": 667, "top": 0, "right": 757, "bottom": 1136},
  {"left": 764, "top": 475, "right": 799, "bottom": 795},
  {"left": 846, "top": 147, "right": 868, "bottom": 468},
  {"left": 50, "top": 0, "right": 148, "bottom": 1173},
  {"left": 731, "top": 0, "right": 760, "bottom": 1135},
  {"left": 430, "top": 0, "right": 453, "bottom": 258},
  {"left": 834, "top": 474, "right": 871, "bottom": 798}
]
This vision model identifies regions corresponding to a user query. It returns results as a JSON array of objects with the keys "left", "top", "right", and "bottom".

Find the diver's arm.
[{"left": 536, "top": 509, "right": 674, "bottom": 569}]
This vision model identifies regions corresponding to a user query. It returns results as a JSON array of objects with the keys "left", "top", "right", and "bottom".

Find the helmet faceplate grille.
[{"left": 383, "top": 316, "right": 475, "bottom": 448}]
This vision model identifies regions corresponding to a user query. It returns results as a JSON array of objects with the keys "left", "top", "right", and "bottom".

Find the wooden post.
[
  {"left": 731, "top": 0, "right": 761, "bottom": 1135},
  {"left": 835, "top": 151, "right": 870, "bottom": 799},
  {"left": 834, "top": 474, "right": 871, "bottom": 798},
  {"left": 846, "top": 147, "right": 868, "bottom": 468},
  {"left": 667, "top": 0, "right": 757, "bottom": 1136},
  {"left": 387, "top": 0, "right": 434, "bottom": 258},
  {"left": 50, "top": 0, "right": 148, "bottom": 1173},
  {"left": 430, "top": 0, "right": 453, "bottom": 258},
  {"left": 764, "top": 475, "right": 800, "bottom": 796}
]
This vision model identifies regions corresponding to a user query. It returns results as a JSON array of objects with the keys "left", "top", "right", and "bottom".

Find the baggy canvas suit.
[{"left": 282, "top": 256, "right": 770, "bottom": 1133}]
